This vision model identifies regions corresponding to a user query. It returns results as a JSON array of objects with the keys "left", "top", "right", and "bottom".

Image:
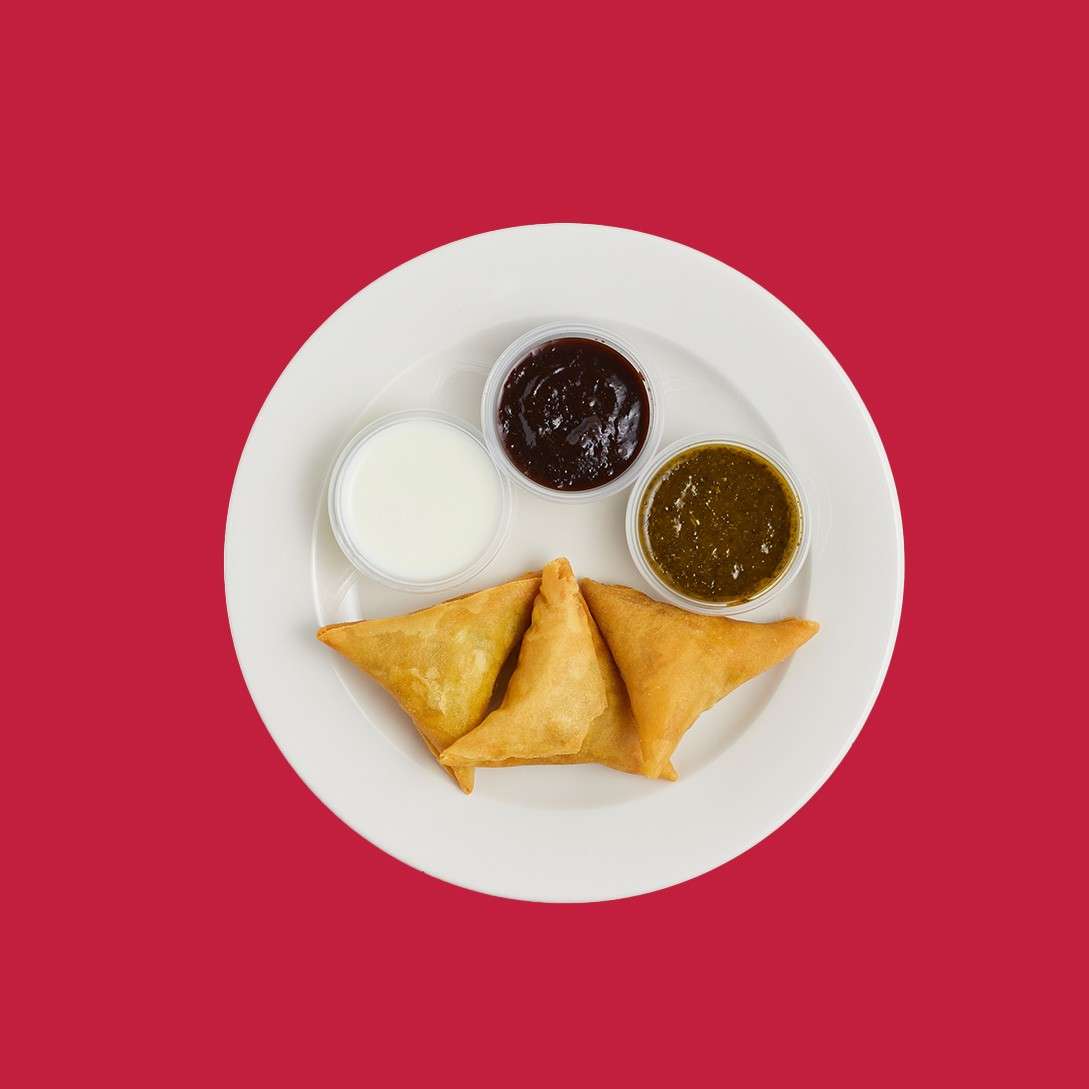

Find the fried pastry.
[
  {"left": 499, "top": 595, "right": 676, "bottom": 779},
  {"left": 440, "top": 558, "right": 606, "bottom": 767},
  {"left": 580, "top": 579, "right": 818, "bottom": 778},
  {"left": 316, "top": 573, "right": 540, "bottom": 793}
]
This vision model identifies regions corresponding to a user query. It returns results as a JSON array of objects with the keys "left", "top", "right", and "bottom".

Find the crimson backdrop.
[{"left": 6, "top": 2, "right": 1083, "bottom": 1085}]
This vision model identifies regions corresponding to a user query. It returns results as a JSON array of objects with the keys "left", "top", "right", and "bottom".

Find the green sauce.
[{"left": 639, "top": 443, "right": 801, "bottom": 604}]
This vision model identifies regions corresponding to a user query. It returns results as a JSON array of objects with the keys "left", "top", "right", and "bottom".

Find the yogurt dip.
[{"left": 329, "top": 413, "right": 509, "bottom": 590}]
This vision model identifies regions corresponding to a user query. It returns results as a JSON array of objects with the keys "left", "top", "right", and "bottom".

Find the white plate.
[{"left": 225, "top": 224, "right": 903, "bottom": 902}]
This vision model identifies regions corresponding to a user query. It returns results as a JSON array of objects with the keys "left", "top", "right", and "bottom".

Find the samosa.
[
  {"left": 316, "top": 573, "right": 539, "bottom": 793},
  {"left": 440, "top": 558, "right": 606, "bottom": 768},
  {"left": 581, "top": 579, "right": 818, "bottom": 778},
  {"left": 498, "top": 598, "right": 677, "bottom": 780}
]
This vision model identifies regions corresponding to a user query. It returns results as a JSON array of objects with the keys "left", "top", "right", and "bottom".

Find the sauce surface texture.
[
  {"left": 639, "top": 443, "right": 800, "bottom": 603},
  {"left": 497, "top": 337, "right": 650, "bottom": 490}
]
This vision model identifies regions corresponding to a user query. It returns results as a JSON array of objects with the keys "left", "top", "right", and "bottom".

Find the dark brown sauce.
[
  {"left": 640, "top": 443, "right": 800, "bottom": 603},
  {"left": 497, "top": 337, "right": 650, "bottom": 491}
]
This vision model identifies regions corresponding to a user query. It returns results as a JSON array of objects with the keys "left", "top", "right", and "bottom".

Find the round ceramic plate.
[{"left": 225, "top": 224, "right": 903, "bottom": 902}]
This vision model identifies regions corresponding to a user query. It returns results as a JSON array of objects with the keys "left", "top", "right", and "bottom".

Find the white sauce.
[{"left": 338, "top": 418, "right": 502, "bottom": 582}]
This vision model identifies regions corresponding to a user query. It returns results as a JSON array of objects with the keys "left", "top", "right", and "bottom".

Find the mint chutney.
[{"left": 639, "top": 443, "right": 801, "bottom": 604}]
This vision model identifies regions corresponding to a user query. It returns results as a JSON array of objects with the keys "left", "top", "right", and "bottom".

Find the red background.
[{"left": 6, "top": 2, "right": 1084, "bottom": 1085}]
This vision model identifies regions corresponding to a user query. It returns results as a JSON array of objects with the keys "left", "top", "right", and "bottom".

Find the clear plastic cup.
[
  {"left": 481, "top": 321, "right": 663, "bottom": 503},
  {"left": 327, "top": 410, "right": 512, "bottom": 593},
  {"left": 625, "top": 435, "right": 812, "bottom": 616}
]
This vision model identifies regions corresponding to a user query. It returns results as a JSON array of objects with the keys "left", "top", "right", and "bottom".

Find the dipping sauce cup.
[
  {"left": 626, "top": 435, "right": 812, "bottom": 616},
  {"left": 482, "top": 322, "right": 663, "bottom": 503},
  {"left": 328, "top": 411, "right": 512, "bottom": 593}
]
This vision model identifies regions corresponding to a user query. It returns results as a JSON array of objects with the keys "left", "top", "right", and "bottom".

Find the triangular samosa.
[
  {"left": 498, "top": 598, "right": 676, "bottom": 779},
  {"left": 581, "top": 579, "right": 819, "bottom": 778},
  {"left": 316, "top": 573, "right": 540, "bottom": 793},
  {"left": 440, "top": 558, "right": 606, "bottom": 767}
]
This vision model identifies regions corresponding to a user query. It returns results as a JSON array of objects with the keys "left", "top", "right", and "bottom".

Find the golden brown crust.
[
  {"left": 581, "top": 579, "right": 818, "bottom": 778},
  {"left": 439, "top": 559, "right": 606, "bottom": 767},
  {"left": 495, "top": 589, "right": 676, "bottom": 779},
  {"left": 421, "top": 735, "right": 474, "bottom": 794},
  {"left": 316, "top": 574, "right": 541, "bottom": 791},
  {"left": 315, "top": 566, "right": 815, "bottom": 791}
]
